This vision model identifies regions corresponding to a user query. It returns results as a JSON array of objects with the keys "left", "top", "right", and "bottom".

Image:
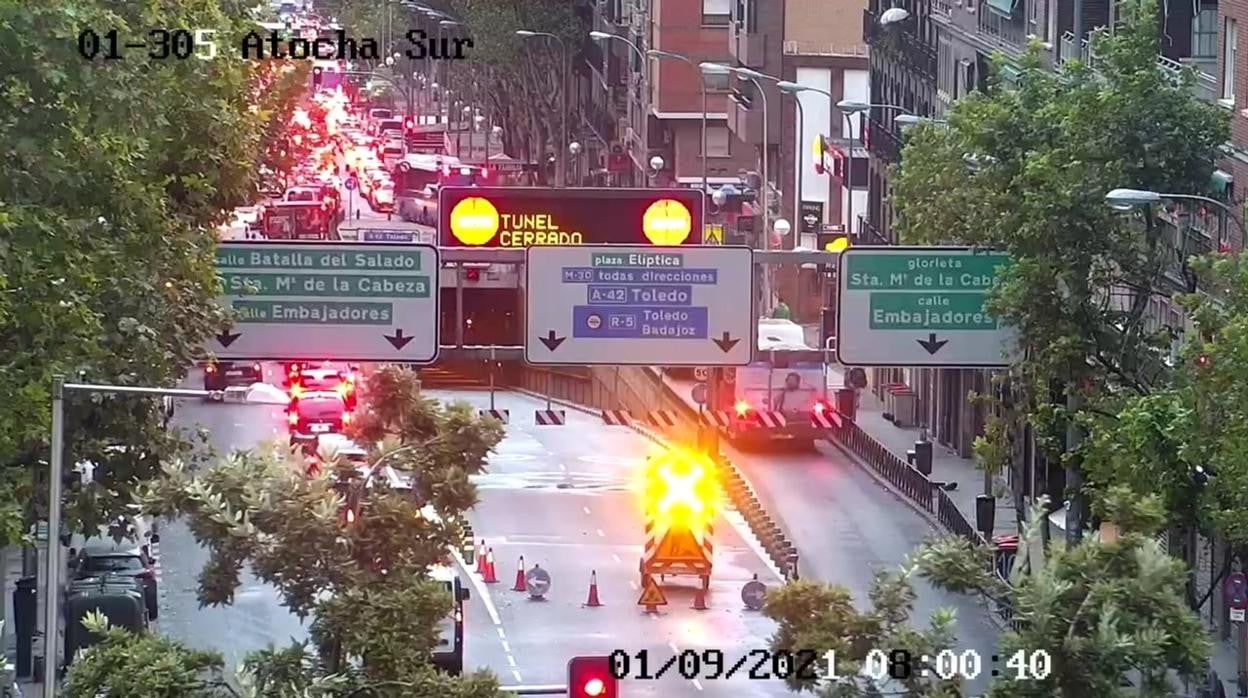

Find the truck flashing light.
[{"left": 734, "top": 400, "right": 752, "bottom": 416}]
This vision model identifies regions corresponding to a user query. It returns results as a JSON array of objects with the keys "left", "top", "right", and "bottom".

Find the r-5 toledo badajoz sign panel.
[
  {"left": 836, "top": 246, "right": 1019, "bottom": 367},
  {"left": 210, "top": 241, "right": 440, "bottom": 363}
]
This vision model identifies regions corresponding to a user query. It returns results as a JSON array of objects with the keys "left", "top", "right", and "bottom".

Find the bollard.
[{"left": 913, "top": 439, "right": 933, "bottom": 475}]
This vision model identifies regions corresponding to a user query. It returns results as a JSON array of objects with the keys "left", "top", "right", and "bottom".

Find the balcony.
[
  {"left": 1060, "top": 30, "right": 1218, "bottom": 102},
  {"left": 864, "top": 115, "right": 902, "bottom": 163},
  {"left": 729, "top": 21, "right": 768, "bottom": 68},
  {"left": 727, "top": 89, "right": 765, "bottom": 145},
  {"left": 862, "top": 9, "right": 937, "bottom": 80},
  {"left": 977, "top": 6, "right": 1028, "bottom": 50}
]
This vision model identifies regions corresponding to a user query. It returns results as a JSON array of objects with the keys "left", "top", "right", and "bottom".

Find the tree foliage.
[
  {"left": 64, "top": 611, "right": 232, "bottom": 698},
  {"left": 1082, "top": 252, "right": 1248, "bottom": 545},
  {"left": 890, "top": 0, "right": 1227, "bottom": 495},
  {"left": 0, "top": 0, "right": 305, "bottom": 544},
  {"left": 140, "top": 366, "right": 507, "bottom": 696},
  {"left": 769, "top": 495, "right": 1209, "bottom": 696}
]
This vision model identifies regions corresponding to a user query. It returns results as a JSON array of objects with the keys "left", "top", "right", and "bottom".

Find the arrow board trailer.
[
  {"left": 211, "top": 241, "right": 440, "bottom": 363},
  {"left": 524, "top": 245, "right": 756, "bottom": 366},
  {"left": 836, "top": 246, "right": 1020, "bottom": 367}
]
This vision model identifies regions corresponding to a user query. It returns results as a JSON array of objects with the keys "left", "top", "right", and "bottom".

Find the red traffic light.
[
  {"left": 568, "top": 656, "right": 616, "bottom": 698},
  {"left": 1196, "top": 353, "right": 1211, "bottom": 369}
]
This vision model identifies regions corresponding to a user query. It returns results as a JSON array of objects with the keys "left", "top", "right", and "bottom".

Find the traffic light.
[
  {"left": 567, "top": 656, "right": 616, "bottom": 698},
  {"left": 643, "top": 447, "right": 717, "bottom": 527}
]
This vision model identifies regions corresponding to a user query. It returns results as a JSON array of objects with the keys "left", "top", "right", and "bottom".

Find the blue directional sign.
[{"left": 524, "top": 245, "right": 755, "bottom": 366}]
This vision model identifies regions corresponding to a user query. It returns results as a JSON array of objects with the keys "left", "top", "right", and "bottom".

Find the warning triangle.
[
  {"left": 637, "top": 577, "right": 668, "bottom": 607},
  {"left": 652, "top": 527, "right": 709, "bottom": 564}
]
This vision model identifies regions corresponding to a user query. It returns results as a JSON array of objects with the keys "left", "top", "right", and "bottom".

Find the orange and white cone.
[
  {"left": 482, "top": 548, "right": 499, "bottom": 584},
  {"left": 584, "top": 570, "right": 602, "bottom": 607},
  {"left": 692, "top": 585, "right": 708, "bottom": 611},
  {"left": 474, "top": 540, "right": 485, "bottom": 573},
  {"left": 512, "top": 556, "right": 527, "bottom": 592}
]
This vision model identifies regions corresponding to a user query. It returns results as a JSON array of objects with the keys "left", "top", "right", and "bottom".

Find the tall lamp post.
[
  {"left": 835, "top": 99, "right": 913, "bottom": 243},
  {"left": 590, "top": 31, "right": 650, "bottom": 188},
  {"left": 646, "top": 50, "right": 720, "bottom": 194},
  {"left": 516, "top": 30, "right": 570, "bottom": 188},
  {"left": 42, "top": 378, "right": 269, "bottom": 695},
  {"left": 777, "top": 81, "right": 833, "bottom": 241},
  {"left": 1105, "top": 188, "right": 1245, "bottom": 250}
]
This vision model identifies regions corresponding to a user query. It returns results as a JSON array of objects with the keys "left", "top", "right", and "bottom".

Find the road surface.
[{"left": 426, "top": 388, "right": 794, "bottom": 697}]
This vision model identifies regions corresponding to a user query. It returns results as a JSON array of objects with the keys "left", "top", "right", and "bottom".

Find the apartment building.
[{"left": 861, "top": 0, "right": 1246, "bottom": 478}]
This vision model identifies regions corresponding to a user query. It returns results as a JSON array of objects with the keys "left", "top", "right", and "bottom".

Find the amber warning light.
[{"left": 439, "top": 187, "right": 704, "bottom": 248}]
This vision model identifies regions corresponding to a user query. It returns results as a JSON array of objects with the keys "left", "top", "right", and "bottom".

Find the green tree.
[
  {"left": 765, "top": 573, "right": 962, "bottom": 697},
  {"left": 1082, "top": 251, "right": 1248, "bottom": 551},
  {"left": 63, "top": 611, "right": 233, "bottom": 698},
  {"left": 768, "top": 493, "right": 1209, "bottom": 696},
  {"left": 0, "top": 0, "right": 305, "bottom": 544},
  {"left": 890, "top": 0, "right": 1228, "bottom": 533},
  {"left": 140, "top": 366, "right": 507, "bottom": 695}
]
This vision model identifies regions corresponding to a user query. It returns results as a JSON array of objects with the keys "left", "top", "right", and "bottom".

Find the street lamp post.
[
  {"left": 777, "top": 81, "right": 834, "bottom": 239},
  {"left": 591, "top": 31, "right": 650, "bottom": 188},
  {"left": 43, "top": 377, "right": 265, "bottom": 695},
  {"left": 516, "top": 30, "right": 570, "bottom": 188},
  {"left": 646, "top": 50, "right": 717, "bottom": 195},
  {"left": 835, "top": 99, "right": 914, "bottom": 243},
  {"left": 1106, "top": 188, "right": 1243, "bottom": 257}
]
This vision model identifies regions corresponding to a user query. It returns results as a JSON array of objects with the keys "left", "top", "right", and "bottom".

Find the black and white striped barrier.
[
  {"left": 534, "top": 410, "right": 566, "bottom": 426},
  {"left": 479, "top": 409, "right": 510, "bottom": 424}
]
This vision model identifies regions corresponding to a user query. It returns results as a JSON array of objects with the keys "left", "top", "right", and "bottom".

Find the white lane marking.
[
  {"left": 612, "top": 553, "right": 621, "bottom": 563},
  {"left": 559, "top": 463, "right": 567, "bottom": 471},
  {"left": 501, "top": 640, "right": 511, "bottom": 653},
  {"left": 629, "top": 580, "right": 638, "bottom": 590},
  {"left": 451, "top": 548, "right": 502, "bottom": 626},
  {"left": 583, "top": 506, "right": 591, "bottom": 514},
  {"left": 692, "top": 679, "right": 705, "bottom": 690},
  {"left": 507, "top": 655, "right": 517, "bottom": 667},
  {"left": 511, "top": 670, "right": 522, "bottom": 683},
  {"left": 497, "top": 627, "right": 507, "bottom": 641},
  {"left": 597, "top": 528, "right": 605, "bottom": 537}
]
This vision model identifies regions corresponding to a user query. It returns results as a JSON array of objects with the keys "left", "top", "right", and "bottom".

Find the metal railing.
[
  {"left": 1060, "top": 30, "right": 1218, "bottom": 102},
  {"left": 782, "top": 39, "right": 868, "bottom": 57}
]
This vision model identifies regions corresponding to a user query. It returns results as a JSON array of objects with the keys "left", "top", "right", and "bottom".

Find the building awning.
[
  {"left": 1212, "top": 169, "right": 1233, "bottom": 195},
  {"left": 986, "top": 0, "right": 1020, "bottom": 17}
]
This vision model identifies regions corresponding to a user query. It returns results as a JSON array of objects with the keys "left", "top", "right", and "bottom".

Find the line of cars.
[{"left": 63, "top": 519, "right": 160, "bottom": 666}]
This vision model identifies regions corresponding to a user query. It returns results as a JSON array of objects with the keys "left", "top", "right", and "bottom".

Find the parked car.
[{"left": 69, "top": 534, "right": 159, "bottom": 620}]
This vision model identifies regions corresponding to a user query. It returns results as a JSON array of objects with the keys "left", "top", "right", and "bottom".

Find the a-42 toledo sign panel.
[
  {"left": 438, "top": 187, "right": 705, "bottom": 248},
  {"left": 836, "top": 246, "right": 1019, "bottom": 367},
  {"left": 525, "top": 245, "right": 754, "bottom": 366},
  {"left": 211, "top": 241, "right": 440, "bottom": 363}
]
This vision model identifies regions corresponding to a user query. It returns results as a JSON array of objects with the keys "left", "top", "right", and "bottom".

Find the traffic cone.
[
  {"left": 474, "top": 540, "right": 485, "bottom": 573},
  {"left": 482, "top": 548, "right": 498, "bottom": 584},
  {"left": 692, "top": 585, "right": 709, "bottom": 611},
  {"left": 584, "top": 570, "right": 602, "bottom": 607},
  {"left": 512, "top": 556, "right": 527, "bottom": 592}
]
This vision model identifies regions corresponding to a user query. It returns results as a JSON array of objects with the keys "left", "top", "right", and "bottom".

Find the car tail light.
[
  {"left": 336, "top": 382, "right": 351, "bottom": 399},
  {"left": 341, "top": 411, "right": 353, "bottom": 425},
  {"left": 290, "top": 384, "right": 305, "bottom": 399},
  {"left": 734, "top": 400, "right": 752, "bottom": 417},
  {"left": 137, "top": 569, "right": 155, "bottom": 580},
  {"left": 205, "top": 364, "right": 216, "bottom": 374},
  {"left": 813, "top": 400, "right": 830, "bottom": 414},
  {"left": 288, "top": 412, "right": 300, "bottom": 425},
  {"left": 253, "top": 362, "right": 262, "bottom": 373}
]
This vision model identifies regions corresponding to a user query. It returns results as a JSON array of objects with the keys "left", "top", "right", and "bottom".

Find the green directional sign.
[
  {"left": 836, "top": 247, "right": 1017, "bottom": 367},
  {"left": 210, "top": 242, "right": 440, "bottom": 363}
]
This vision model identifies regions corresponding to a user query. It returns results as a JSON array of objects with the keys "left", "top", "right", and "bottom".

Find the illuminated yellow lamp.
[
  {"left": 289, "top": 384, "right": 305, "bottom": 400},
  {"left": 646, "top": 448, "right": 717, "bottom": 526},
  {"left": 642, "top": 199, "right": 693, "bottom": 246},
  {"left": 824, "top": 236, "right": 850, "bottom": 253},
  {"left": 448, "top": 196, "right": 501, "bottom": 246},
  {"left": 734, "top": 399, "right": 752, "bottom": 417}
]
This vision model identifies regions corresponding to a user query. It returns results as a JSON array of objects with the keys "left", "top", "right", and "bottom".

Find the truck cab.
[
  {"left": 262, "top": 187, "right": 339, "bottom": 240},
  {"left": 722, "top": 319, "right": 831, "bottom": 450}
]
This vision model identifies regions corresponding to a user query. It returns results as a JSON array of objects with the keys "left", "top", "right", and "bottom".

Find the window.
[
  {"left": 1193, "top": 7, "right": 1217, "bottom": 59},
  {"left": 704, "top": 125, "right": 731, "bottom": 157},
  {"left": 1224, "top": 18, "right": 1237, "bottom": 102},
  {"left": 704, "top": 71, "right": 730, "bottom": 91},
  {"left": 703, "top": 0, "right": 731, "bottom": 25}
]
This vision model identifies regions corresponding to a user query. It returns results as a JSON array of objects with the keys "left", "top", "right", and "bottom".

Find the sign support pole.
[
  {"left": 546, "top": 371, "right": 553, "bottom": 412},
  {"left": 455, "top": 263, "right": 465, "bottom": 348},
  {"left": 489, "top": 345, "right": 496, "bottom": 411}
]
